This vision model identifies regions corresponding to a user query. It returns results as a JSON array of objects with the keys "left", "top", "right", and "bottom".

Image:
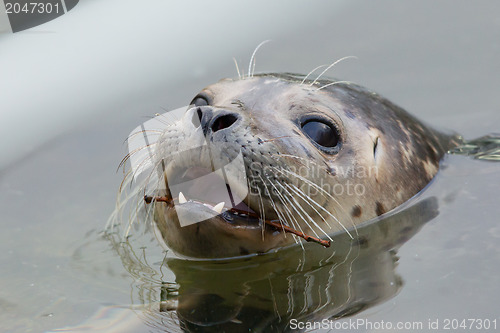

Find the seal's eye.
[
  {"left": 190, "top": 95, "right": 209, "bottom": 107},
  {"left": 301, "top": 120, "right": 339, "bottom": 148}
]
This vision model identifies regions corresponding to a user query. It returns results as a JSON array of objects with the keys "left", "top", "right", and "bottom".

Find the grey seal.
[{"left": 144, "top": 73, "right": 461, "bottom": 258}]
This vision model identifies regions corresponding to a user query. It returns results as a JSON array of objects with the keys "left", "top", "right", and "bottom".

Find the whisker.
[
  {"left": 270, "top": 180, "right": 320, "bottom": 239},
  {"left": 300, "top": 64, "right": 327, "bottom": 85},
  {"left": 316, "top": 80, "right": 352, "bottom": 92},
  {"left": 232, "top": 57, "right": 242, "bottom": 80},
  {"left": 110, "top": 144, "right": 166, "bottom": 238},
  {"left": 284, "top": 183, "right": 332, "bottom": 229},
  {"left": 256, "top": 175, "right": 328, "bottom": 247},
  {"left": 310, "top": 56, "right": 357, "bottom": 86},
  {"left": 257, "top": 175, "right": 287, "bottom": 239},
  {"left": 264, "top": 176, "right": 306, "bottom": 235},
  {"left": 271, "top": 153, "right": 324, "bottom": 169},
  {"left": 139, "top": 113, "right": 174, "bottom": 127},
  {"left": 108, "top": 174, "right": 144, "bottom": 232},
  {"left": 156, "top": 108, "right": 182, "bottom": 126},
  {"left": 273, "top": 204, "right": 301, "bottom": 247},
  {"left": 127, "top": 148, "right": 161, "bottom": 185},
  {"left": 118, "top": 142, "right": 157, "bottom": 172},
  {"left": 123, "top": 159, "right": 165, "bottom": 238},
  {"left": 246, "top": 177, "right": 266, "bottom": 240},
  {"left": 256, "top": 176, "right": 267, "bottom": 238},
  {"left": 126, "top": 129, "right": 163, "bottom": 143},
  {"left": 266, "top": 180, "right": 307, "bottom": 249},
  {"left": 275, "top": 181, "right": 330, "bottom": 241},
  {"left": 248, "top": 40, "right": 271, "bottom": 78},
  {"left": 287, "top": 183, "right": 350, "bottom": 238},
  {"left": 271, "top": 167, "right": 356, "bottom": 239},
  {"left": 269, "top": 153, "right": 358, "bottom": 232},
  {"left": 258, "top": 136, "right": 294, "bottom": 144}
]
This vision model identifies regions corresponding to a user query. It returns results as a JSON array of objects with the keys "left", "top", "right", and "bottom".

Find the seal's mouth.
[
  {"left": 164, "top": 166, "right": 264, "bottom": 229},
  {"left": 145, "top": 165, "right": 331, "bottom": 247}
]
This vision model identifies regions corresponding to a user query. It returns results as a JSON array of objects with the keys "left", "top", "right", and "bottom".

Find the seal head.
[{"left": 152, "top": 73, "right": 459, "bottom": 258}]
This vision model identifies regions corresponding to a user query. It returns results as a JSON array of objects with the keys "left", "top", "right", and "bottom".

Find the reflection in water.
[{"left": 106, "top": 196, "right": 438, "bottom": 332}]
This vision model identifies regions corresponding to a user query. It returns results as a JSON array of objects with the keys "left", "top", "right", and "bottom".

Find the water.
[{"left": 1, "top": 1, "right": 500, "bottom": 332}]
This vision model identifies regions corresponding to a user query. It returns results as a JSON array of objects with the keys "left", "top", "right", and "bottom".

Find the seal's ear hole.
[
  {"left": 301, "top": 120, "right": 340, "bottom": 148},
  {"left": 373, "top": 137, "right": 380, "bottom": 158}
]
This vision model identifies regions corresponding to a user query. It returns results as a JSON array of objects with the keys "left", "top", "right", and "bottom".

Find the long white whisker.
[
  {"left": 300, "top": 64, "right": 327, "bottom": 85},
  {"left": 273, "top": 204, "right": 301, "bottom": 246},
  {"left": 248, "top": 40, "right": 271, "bottom": 78},
  {"left": 110, "top": 137, "right": 166, "bottom": 238},
  {"left": 257, "top": 175, "right": 287, "bottom": 239},
  {"left": 269, "top": 184, "right": 306, "bottom": 250},
  {"left": 276, "top": 182, "right": 333, "bottom": 241},
  {"left": 119, "top": 140, "right": 159, "bottom": 171},
  {"left": 310, "top": 56, "right": 357, "bottom": 86},
  {"left": 272, "top": 181, "right": 322, "bottom": 239},
  {"left": 285, "top": 183, "right": 332, "bottom": 229},
  {"left": 265, "top": 177, "right": 307, "bottom": 238},
  {"left": 152, "top": 110, "right": 178, "bottom": 127},
  {"left": 232, "top": 57, "right": 242, "bottom": 80},
  {"left": 246, "top": 177, "right": 265, "bottom": 237},
  {"left": 287, "top": 183, "right": 352, "bottom": 239},
  {"left": 316, "top": 80, "right": 352, "bottom": 91},
  {"left": 127, "top": 129, "right": 163, "bottom": 142},
  {"left": 255, "top": 177, "right": 267, "bottom": 238},
  {"left": 123, "top": 159, "right": 164, "bottom": 238},
  {"left": 127, "top": 147, "right": 161, "bottom": 186},
  {"left": 272, "top": 167, "right": 356, "bottom": 239},
  {"left": 271, "top": 153, "right": 328, "bottom": 171}
]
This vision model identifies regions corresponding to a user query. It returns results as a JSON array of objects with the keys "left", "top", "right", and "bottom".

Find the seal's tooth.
[
  {"left": 178, "top": 192, "right": 187, "bottom": 204},
  {"left": 213, "top": 202, "right": 225, "bottom": 214}
]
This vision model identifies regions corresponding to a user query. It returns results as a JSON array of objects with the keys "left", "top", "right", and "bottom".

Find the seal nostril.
[{"left": 211, "top": 114, "right": 238, "bottom": 133}]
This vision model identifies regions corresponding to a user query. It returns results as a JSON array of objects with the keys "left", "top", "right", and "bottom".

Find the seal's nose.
[{"left": 195, "top": 106, "right": 239, "bottom": 137}]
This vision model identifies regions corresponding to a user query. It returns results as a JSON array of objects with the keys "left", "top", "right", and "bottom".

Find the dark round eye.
[
  {"left": 301, "top": 120, "right": 339, "bottom": 148},
  {"left": 190, "top": 95, "right": 209, "bottom": 107}
]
